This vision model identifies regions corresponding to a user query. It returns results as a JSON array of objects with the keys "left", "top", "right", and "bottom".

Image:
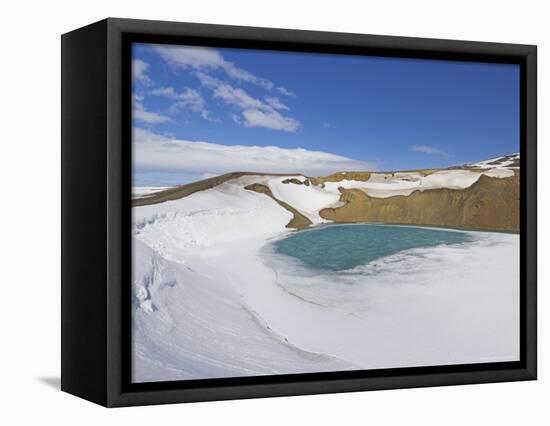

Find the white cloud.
[
  {"left": 411, "top": 145, "right": 451, "bottom": 159},
  {"left": 133, "top": 97, "right": 170, "bottom": 124},
  {"left": 150, "top": 87, "right": 177, "bottom": 97},
  {"left": 231, "top": 113, "right": 243, "bottom": 125},
  {"left": 241, "top": 109, "right": 300, "bottom": 132},
  {"left": 276, "top": 86, "right": 295, "bottom": 97},
  {"left": 198, "top": 73, "right": 263, "bottom": 109},
  {"left": 153, "top": 45, "right": 275, "bottom": 90},
  {"left": 132, "top": 59, "right": 150, "bottom": 83},
  {"left": 151, "top": 87, "right": 215, "bottom": 121},
  {"left": 152, "top": 44, "right": 295, "bottom": 96},
  {"left": 264, "top": 96, "right": 289, "bottom": 111},
  {"left": 134, "top": 107, "right": 170, "bottom": 124},
  {"left": 197, "top": 73, "right": 301, "bottom": 132},
  {"left": 223, "top": 63, "right": 274, "bottom": 90},
  {"left": 133, "top": 127, "right": 375, "bottom": 176},
  {"left": 155, "top": 45, "right": 224, "bottom": 68},
  {"left": 148, "top": 45, "right": 299, "bottom": 130}
]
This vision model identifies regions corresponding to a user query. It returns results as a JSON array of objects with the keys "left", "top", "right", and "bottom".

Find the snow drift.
[{"left": 132, "top": 161, "right": 520, "bottom": 382}]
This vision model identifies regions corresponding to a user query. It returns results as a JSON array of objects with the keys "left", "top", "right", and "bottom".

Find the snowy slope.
[
  {"left": 132, "top": 155, "right": 520, "bottom": 382},
  {"left": 321, "top": 168, "right": 515, "bottom": 198},
  {"left": 133, "top": 194, "right": 519, "bottom": 381},
  {"left": 133, "top": 239, "right": 353, "bottom": 382},
  {"left": 132, "top": 176, "right": 356, "bottom": 381},
  {"left": 133, "top": 186, "right": 174, "bottom": 197},
  {"left": 267, "top": 176, "right": 340, "bottom": 223},
  {"left": 469, "top": 153, "right": 520, "bottom": 169},
  {"left": 133, "top": 176, "right": 293, "bottom": 261}
]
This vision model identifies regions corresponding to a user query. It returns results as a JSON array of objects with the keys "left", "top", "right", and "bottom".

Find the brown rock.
[
  {"left": 309, "top": 171, "right": 371, "bottom": 187},
  {"left": 319, "top": 174, "right": 519, "bottom": 232},
  {"left": 244, "top": 183, "right": 312, "bottom": 229},
  {"left": 282, "top": 178, "right": 304, "bottom": 185}
]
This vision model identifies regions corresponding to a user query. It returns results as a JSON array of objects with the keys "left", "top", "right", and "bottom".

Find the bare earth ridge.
[
  {"left": 132, "top": 171, "right": 300, "bottom": 207},
  {"left": 133, "top": 166, "right": 519, "bottom": 232},
  {"left": 320, "top": 173, "right": 519, "bottom": 232},
  {"left": 244, "top": 183, "right": 313, "bottom": 229}
]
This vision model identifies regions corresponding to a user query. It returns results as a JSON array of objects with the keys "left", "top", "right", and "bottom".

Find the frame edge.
[
  {"left": 61, "top": 18, "right": 110, "bottom": 407},
  {"left": 100, "top": 17, "right": 537, "bottom": 407}
]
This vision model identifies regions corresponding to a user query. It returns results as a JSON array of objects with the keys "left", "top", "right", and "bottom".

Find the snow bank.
[
  {"left": 133, "top": 186, "right": 173, "bottom": 197},
  {"left": 482, "top": 168, "right": 515, "bottom": 178},
  {"left": 267, "top": 177, "right": 340, "bottom": 223},
  {"left": 132, "top": 236, "right": 354, "bottom": 382},
  {"left": 324, "top": 177, "right": 419, "bottom": 198},
  {"left": 260, "top": 230, "right": 519, "bottom": 368},
  {"left": 133, "top": 176, "right": 293, "bottom": 263},
  {"left": 132, "top": 167, "right": 520, "bottom": 381},
  {"left": 323, "top": 169, "right": 514, "bottom": 198},
  {"left": 133, "top": 211, "right": 520, "bottom": 381},
  {"left": 470, "top": 153, "right": 520, "bottom": 169}
]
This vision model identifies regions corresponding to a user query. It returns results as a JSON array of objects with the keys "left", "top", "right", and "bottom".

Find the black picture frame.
[{"left": 61, "top": 17, "right": 537, "bottom": 407}]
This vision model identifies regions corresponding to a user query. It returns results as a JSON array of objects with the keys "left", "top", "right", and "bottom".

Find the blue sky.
[{"left": 132, "top": 43, "right": 519, "bottom": 185}]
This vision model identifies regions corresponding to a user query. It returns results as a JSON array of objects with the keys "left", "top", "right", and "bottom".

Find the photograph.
[
  {"left": 131, "top": 42, "right": 521, "bottom": 383},
  {"left": 0, "top": 0, "right": 543, "bottom": 421}
]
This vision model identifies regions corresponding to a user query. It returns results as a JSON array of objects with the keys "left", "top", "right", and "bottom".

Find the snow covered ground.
[
  {"left": 132, "top": 239, "right": 352, "bottom": 381},
  {"left": 133, "top": 186, "right": 174, "bottom": 197},
  {"left": 469, "top": 153, "right": 520, "bottom": 169},
  {"left": 321, "top": 168, "right": 514, "bottom": 198},
  {"left": 132, "top": 164, "right": 520, "bottom": 382},
  {"left": 267, "top": 176, "right": 339, "bottom": 223}
]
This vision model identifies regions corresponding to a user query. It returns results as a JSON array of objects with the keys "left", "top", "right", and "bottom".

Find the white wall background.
[{"left": 0, "top": 0, "right": 546, "bottom": 423}]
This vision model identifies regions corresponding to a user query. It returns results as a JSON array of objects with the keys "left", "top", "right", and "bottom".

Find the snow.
[
  {"left": 322, "top": 168, "right": 514, "bottom": 198},
  {"left": 267, "top": 177, "right": 339, "bottom": 223},
  {"left": 470, "top": 153, "right": 520, "bottom": 169},
  {"left": 323, "top": 177, "right": 420, "bottom": 198},
  {"left": 133, "top": 176, "right": 293, "bottom": 261},
  {"left": 482, "top": 168, "right": 515, "bottom": 178},
  {"left": 133, "top": 186, "right": 173, "bottom": 197},
  {"left": 133, "top": 155, "right": 518, "bottom": 212},
  {"left": 132, "top": 170, "right": 520, "bottom": 382},
  {"left": 257, "top": 230, "right": 519, "bottom": 368},
  {"left": 133, "top": 239, "right": 353, "bottom": 382}
]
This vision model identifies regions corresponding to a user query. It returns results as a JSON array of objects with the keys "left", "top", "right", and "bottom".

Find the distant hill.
[
  {"left": 467, "top": 153, "right": 520, "bottom": 169},
  {"left": 133, "top": 154, "right": 520, "bottom": 232}
]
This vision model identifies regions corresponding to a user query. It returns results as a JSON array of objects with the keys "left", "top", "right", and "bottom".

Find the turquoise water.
[{"left": 273, "top": 224, "right": 473, "bottom": 271}]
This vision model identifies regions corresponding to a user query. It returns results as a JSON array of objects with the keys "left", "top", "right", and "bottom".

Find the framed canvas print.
[{"left": 61, "top": 18, "right": 537, "bottom": 407}]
